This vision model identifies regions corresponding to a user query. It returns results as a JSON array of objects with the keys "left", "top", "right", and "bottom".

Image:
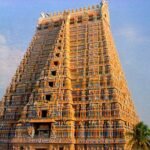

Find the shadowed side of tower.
[{"left": 0, "top": 1, "right": 139, "bottom": 150}]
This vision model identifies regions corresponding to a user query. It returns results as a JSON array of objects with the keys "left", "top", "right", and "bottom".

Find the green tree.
[{"left": 127, "top": 122, "right": 150, "bottom": 150}]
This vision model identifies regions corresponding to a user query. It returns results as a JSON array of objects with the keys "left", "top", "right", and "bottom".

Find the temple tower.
[{"left": 0, "top": 1, "right": 139, "bottom": 150}]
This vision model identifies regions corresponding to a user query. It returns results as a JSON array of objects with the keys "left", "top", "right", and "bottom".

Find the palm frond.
[{"left": 126, "top": 121, "right": 150, "bottom": 150}]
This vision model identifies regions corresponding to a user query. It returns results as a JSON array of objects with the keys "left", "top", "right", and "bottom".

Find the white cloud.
[
  {"left": 116, "top": 26, "right": 150, "bottom": 43},
  {"left": 0, "top": 34, "right": 24, "bottom": 99}
]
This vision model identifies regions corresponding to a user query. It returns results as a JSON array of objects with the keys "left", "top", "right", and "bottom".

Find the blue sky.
[{"left": 0, "top": 0, "right": 150, "bottom": 125}]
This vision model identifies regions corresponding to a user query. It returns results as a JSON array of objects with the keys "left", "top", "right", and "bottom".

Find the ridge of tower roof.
[{"left": 39, "top": 4, "right": 102, "bottom": 19}]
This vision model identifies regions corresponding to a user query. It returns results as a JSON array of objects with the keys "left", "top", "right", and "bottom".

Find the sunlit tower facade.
[{"left": 0, "top": 1, "right": 139, "bottom": 150}]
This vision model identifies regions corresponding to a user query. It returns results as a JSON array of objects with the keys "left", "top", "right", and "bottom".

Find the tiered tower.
[{"left": 0, "top": 1, "right": 139, "bottom": 150}]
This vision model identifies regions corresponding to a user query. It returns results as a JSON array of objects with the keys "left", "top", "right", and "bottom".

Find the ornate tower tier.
[{"left": 0, "top": 1, "right": 139, "bottom": 150}]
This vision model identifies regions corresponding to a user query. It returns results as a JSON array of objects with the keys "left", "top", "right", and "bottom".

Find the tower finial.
[
  {"left": 101, "top": 0, "right": 108, "bottom": 6},
  {"left": 101, "top": 0, "right": 107, "bottom": 4}
]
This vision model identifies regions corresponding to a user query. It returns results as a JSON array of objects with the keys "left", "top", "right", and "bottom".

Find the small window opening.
[
  {"left": 89, "top": 16, "right": 93, "bottom": 21},
  {"left": 42, "top": 110, "right": 47, "bottom": 118},
  {"left": 54, "top": 22, "right": 59, "bottom": 27},
  {"left": 51, "top": 71, "right": 56, "bottom": 76},
  {"left": 37, "top": 27, "right": 41, "bottom": 30},
  {"left": 49, "top": 82, "right": 54, "bottom": 87},
  {"left": 44, "top": 26, "right": 48, "bottom": 29},
  {"left": 20, "top": 146, "right": 24, "bottom": 150},
  {"left": 59, "top": 147, "right": 64, "bottom": 150},
  {"left": 46, "top": 94, "right": 51, "bottom": 101},
  {"left": 70, "top": 19, "right": 74, "bottom": 24},
  {"left": 58, "top": 46, "right": 61, "bottom": 50},
  {"left": 78, "top": 17, "right": 82, "bottom": 23},
  {"left": 109, "top": 95, "right": 113, "bottom": 100},
  {"left": 54, "top": 61, "right": 59, "bottom": 66},
  {"left": 56, "top": 53, "right": 60, "bottom": 57}
]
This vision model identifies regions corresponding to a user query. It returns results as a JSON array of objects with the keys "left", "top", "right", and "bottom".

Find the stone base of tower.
[
  {"left": 0, "top": 144, "right": 75, "bottom": 150},
  {"left": 75, "top": 144, "right": 126, "bottom": 150},
  {"left": 0, "top": 143, "right": 128, "bottom": 150}
]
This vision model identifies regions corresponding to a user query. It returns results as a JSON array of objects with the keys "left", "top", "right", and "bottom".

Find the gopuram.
[{"left": 0, "top": 1, "right": 139, "bottom": 150}]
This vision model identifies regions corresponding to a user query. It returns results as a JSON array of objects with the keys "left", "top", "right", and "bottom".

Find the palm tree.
[{"left": 127, "top": 121, "right": 150, "bottom": 150}]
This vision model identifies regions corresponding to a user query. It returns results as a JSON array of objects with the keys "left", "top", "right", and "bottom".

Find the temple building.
[{"left": 0, "top": 1, "right": 139, "bottom": 150}]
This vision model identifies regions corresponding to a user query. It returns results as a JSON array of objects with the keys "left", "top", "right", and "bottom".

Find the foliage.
[{"left": 127, "top": 122, "right": 150, "bottom": 150}]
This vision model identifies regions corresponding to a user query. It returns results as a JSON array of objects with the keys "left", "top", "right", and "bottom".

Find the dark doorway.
[
  {"left": 56, "top": 53, "right": 60, "bottom": 57},
  {"left": 59, "top": 147, "right": 64, "bottom": 150},
  {"left": 42, "top": 110, "right": 47, "bottom": 118},
  {"left": 36, "top": 149, "right": 48, "bottom": 150},
  {"left": 34, "top": 123, "right": 51, "bottom": 138},
  {"left": 51, "top": 71, "right": 56, "bottom": 76},
  {"left": 49, "top": 82, "right": 54, "bottom": 87},
  {"left": 54, "top": 61, "right": 59, "bottom": 66},
  {"left": 46, "top": 94, "right": 51, "bottom": 101}
]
